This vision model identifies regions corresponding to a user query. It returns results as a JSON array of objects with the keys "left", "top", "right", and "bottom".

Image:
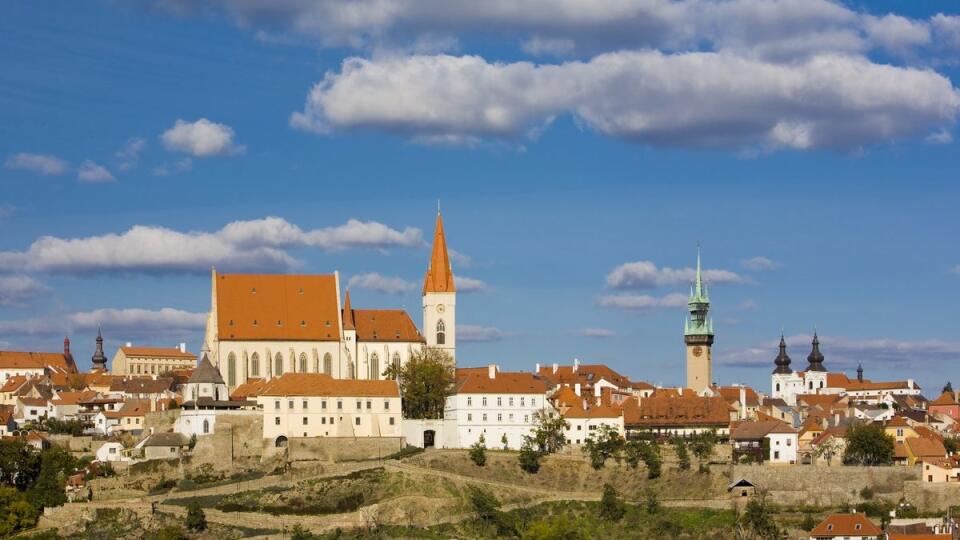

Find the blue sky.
[{"left": 1, "top": 1, "right": 959, "bottom": 394}]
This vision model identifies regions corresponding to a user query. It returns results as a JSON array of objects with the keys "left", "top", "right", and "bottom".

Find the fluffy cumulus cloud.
[
  {"left": 77, "top": 160, "right": 115, "bottom": 182},
  {"left": 0, "top": 275, "right": 48, "bottom": 307},
  {"left": 572, "top": 327, "right": 616, "bottom": 338},
  {"left": 597, "top": 292, "right": 688, "bottom": 310},
  {"left": 456, "top": 276, "right": 488, "bottom": 293},
  {"left": 347, "top": 273, "right": 417, "bottom": 294},
  {"left": 458, "top": 325, "right": 504, "bottom": 342},
  {"left": 0, "top": 217, "right": 423, "bottom": 275},
  {"left": 606, "top": 260, "right": 744, "bottom": 289},
  {"left": 741, "top": 256, "right": 780, "bottom": 271},
  {"left": 864, "top": 14, "right": 931, "bottom": 55},
  {"left": 719, "top": 334, "right": 960, "bottom": 369},
  {"left": 115, "top": 137, "right": 146, "bottom": 171},
  {"left": 0, "top": 307, "right": 205, "bottom": 338},
  {"left": 293, "top": 52, "right": 959, "bottom": 150},
  {"left": 4, "top": 153, "right": 69, "bottom": 175},
  {"left": 161, "top": 118, "right": 244, "bottom": 157}
]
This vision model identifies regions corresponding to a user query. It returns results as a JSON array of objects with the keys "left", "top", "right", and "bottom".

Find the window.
[
  {"left": 226, "top": 353, "right": 237, "bottom": 387},
  {"left": 468, "top": 413, "right": 473, "bottom": 421},
  {"left": 384, "top": 400, "right": 389, "bottom": 410},
  {"left": 775, "top": 383, "right": 780, "bottom": 392},
  {"left": 509, "top": 414, "right": 514, "bottom": 421},
  {"left": 531, "top": 398, "right": 536, "bottom": 407},
  {"left": 355, "top": 417, "right": 361, "bottom": 426},
  {"left": 509, "top": 397, "right": 514, "bottom": 407},
  {"left": 251, "top": 353, "right": 260, "bottom": 377},
  {"left": 356, "top": 400, "right": 362, "bottom": 410},
  {"left": 389, "top": 417, "right": 395, "bottom": 425},
  {"left": 497, "top": 413, "right": 502, "bottom": 422},
  {"left": 370, "top": 353, "right": 379, "bottom": 380},
  {"left": 392, "top": 352, "right": 401, "bottom": 375},
  {"left": 303, "top": 417, "right": 308, "bottom": 425},
  {"left": 786, "top": 439, "right": 791, "bottom": 446},
  {"left": 275, "top": 417, "right": 280, "bottom": 425},
  {"left": 436, "top": 319, "right": 446, "bottom": 345},
  {"left": 497, "top": 397, "right": 502, "bottom": 406},
  {"left": 323, "top": 353, "right": 332, "bottom": 375},
  {"left": 337, "top": 401, "right": 343, "bottom": 410},
  {"left": 274, "top": 400, "right": 281, "bottom": 411},
  {"left": 299, "top": 353, "right": 307, "bottom": 373},
  {"left": 322, "top": 417, "right": 326, "bottom": 425},
  {"left": 482, "top": 397, "right": 487, "bottom": 407},
  {"left": 275, "top": 353, "right": 283, "bottom": 376},
  {"left": 203, "top": 419, "right": 209, "bottom": 434},
  {"left": 302, "top": 400, "right": 308, "bottom": 410},
  {"left": 482, "top": 414, "right": 487, "bottom": 421},
  {"left": 524, "top": 415, "right": 528, "bottom": 423},
  {"left": 520, "top": 397, "right": 525, "bottom": 406},
  {"left": 322, "top": 400, "right": 327, "bottom": 410},
  {"left": 366, "top": 400, "right": 372, "bottom": 410},
  {"left": 467, "top": 397, "right": 472, "bottom": 407}
]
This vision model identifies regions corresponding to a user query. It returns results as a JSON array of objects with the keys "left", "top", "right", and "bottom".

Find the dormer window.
[
  {"left": 253, "top": 320, "right": 258, "bottom": 326},
  {"left": 301, "top": 320, "right": 306, "bottom": 327},
  {"left": 395, "top": 331, "right": 400, "bottom": 339},
  {"left": 251, "top": 288, "right": 256, "bottom": 294},
  {"left": 298, "top": 288, "right": 304, "bottom": 294},
  {"left": 855, "top": 524, "right": 861, "bottom": 530},
  {"left": 277, "top": 320, "right": 282, "bottom": 326},
  {"left": 229, "top": 320, "right": 234, "bottom": 326},
  {"left": 325, "top": 320, "right": 331, "bottom": 327}
]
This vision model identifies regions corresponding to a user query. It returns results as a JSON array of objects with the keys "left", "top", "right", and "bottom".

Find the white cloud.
[
  {"left": 161, "top": 118, "right": 244, "bottom": 157},
  {"left": 741, "top": 256, "right": 780, "bottom": 271},
  {"left": 4, "top": 153, "right": 69, "bottom": 175},
  {"left": 863, "top": 14, "right": 931, "bottom": 55},
  {"left": 458, "top": 324, "right": 504, "bottom": 342},
  {"left": 293, "top": 52, "right": 959, "bottom": 150},
  {"left": 0, "top": 217, "right": 423, "bottom": 275},
  {"left": 737, "top": 299, "right": 759, "bottom": 312},
  {"left": 719, "top": 334, "right": 960, "bottom": 370},
  {"left": 0, "top": 275, "right": 48, "bottom": 307},
  {"left": 926, "top": 130, "right": 953, "bottom": 144},
  {"left": 152, "top": 158, "right": 193, "bottom": 176},
  {"left": 597, "top": 292, "right": 688, "bottom": 310},
  {"left": 348, "top": 272, "right": 417, "bottom": 294},
  {"left": 115, "top": 137, "right": 146, "bottom": 171},
  {"left": 606, "top": 260, "right": 744, "bottom": 289},
  {"left": 457, "top": 276, "right": 488, "bottom": 293},
  {"left": 932, "top": 14, "right": 960, "bottom": 51},
  {"left": 77, "top": 160, "right": 116, "bottom": 183},
  {"left": 448, "top": 249, "right": 472, "bottom": 267},
  {"left": 572, "top": 327, "right": 616, "bottom": 338},
  {"left": 521, "top": 36, "right": 576, "bottom": 56},
  {"left": 0, "top": 307, "right": 205, "bottom": 337}
]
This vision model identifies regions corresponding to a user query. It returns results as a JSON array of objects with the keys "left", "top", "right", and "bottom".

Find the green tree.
[
  {"left": 29, "top": 446, "right": 77, "bottom": 509},
  {"left": 583, "top": 425, "right": 624, "bottom": 470},
  {"left": 944, "top": 382, "right": 954, "bottom": 394},
  {"left": 185, "top": 500, "right": 207, "bottom": 532},
  {"left": 469, "top": 434, "right": 487, "bottom": 466},
  {"left": 644, "top": 488, "right": 660, "bottom": 514},
  {"left": 844, "top": 423, "right": 895, "bottom": 465},
  {"left": 518, "top": 439, "right": 541, "bottom": 473},
  {"left": 468, "top": 486, "right": 500, "bottom": 523},
  {"left": 690, "top": 430, "right": 717, "bottom": 462},
  {"left": 156, "top": 525, "right": 189, "bottom": 540},
  {"left": 0, "top": 486, "right": 39, "bottom": 536},
  {"left": 673, "top": 437, "right": 691, "bottom": 471},
  {"left": 800, "top": 512, "right": 817, "bottom": 532},
  {"left": 741, "top": 491, "right": 780, "bottom": 539},
  {"left": 0, "top": 439, "right": 40, "bottom": 491},
  {"left": 501, "top": 433, "right": 509, "bottom": 451},
  {"left": 598, "top": 483, "right": 625, "bottom": 521},
  {"left": 188, "top": 433, "right": 197, "bottom": 450},
  {"left": 43, "top": 418, "right": 89, "bottom": 436},
  {"left": 529, "top": 411, "right": 569, "bottom": 454},
  {"left": 381, "top": 347, "right": 455, "bottom": 419},
  {"left": 944, "top": 437, "right": 959, "bottom": 455}
]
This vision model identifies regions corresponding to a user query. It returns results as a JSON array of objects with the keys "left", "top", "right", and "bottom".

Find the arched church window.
[
  {"left": 370, "top": 353, "right": 379, "bottom": 380},
  {"left": 347, "top": 361, "right": 355, "bottom": 379},
  {"left": 202, "top": 419, "right": 210, "bottom": 434},
  {"left": 436, "top": 319, "right": 446, "bottom": 345},
  {"left": 313, "top": 355, "right": 319, "bottom": 373},
  {"left": 250, "top": 353, "right": 260, "bottom": 377},
  {"left": 775, "top": 383, "right": 780, "bottom": 392},
  {"left": 323, "top": 353, "right": 332, "bottom": 375},
  {"left": 819, "top": 381, "right": 824, "bottom": 389},
  {"left": 299, "top": 353, "right": 307, "bottom": 373},
  {"left": 275, "top": 353, "right": 283, "bottom": 377},
  {"left": 392, "top": 352, "right": 401, "bottom": 378},
  {"left": 227, "top": 353, "right": 236, "bottom": 387}
]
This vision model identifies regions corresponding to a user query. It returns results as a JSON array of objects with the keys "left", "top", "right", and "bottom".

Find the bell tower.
[
  {"left": 422, "top": 209, "right": 456, "bottom": 361},
  {"left": 684, "top": 247, "right": 714, "bottom": 392}
]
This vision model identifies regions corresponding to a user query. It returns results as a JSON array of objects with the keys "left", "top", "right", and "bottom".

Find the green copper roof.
[{"left": 685, "top": 246, "right": 713, "bottom": 337}]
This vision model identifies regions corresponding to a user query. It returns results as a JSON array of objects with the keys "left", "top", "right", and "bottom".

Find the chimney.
[
  {"left": 552, "top": 363, "right": 558, "bottom": 374},
  {"left": 574, "top": 383, "right": 581, "bottom": 396},
  {"left": 125, "top": 342, "right": 132, "bottom": 348},
  {"left": 488, "top": 364, "right": 497, "bottom": 379},
  {"left": 739, "top": 387, "right": 747, "bottom": 418},
  {"left": 535, "top": 363, "right": 540, "bottom": 373},
  {"left": 678, "top": 387, "right": 683, "bottom": 396},
  {"left": 573, "top": 358, "right": 580, "bottom": 373},
  {"left": 179, "top": 343, "right": 187, "bottom": 353}
]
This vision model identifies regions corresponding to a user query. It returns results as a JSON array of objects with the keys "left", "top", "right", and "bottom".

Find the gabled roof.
[
  {"left": 188, "top": 356, "right": 224, "bottom": 385},
  {"left": 885, "top": 416, "right": 910, "bottom": 428},
  {"left": 796, "top": 394, "right": 840, "bottom": 410},
  {"left": 103, "top": 399, "right": 151, "bottom": 418},
  {"left": 351, "top": 309, "right": 424, "bottom": 343},
  {"left": 0, "top": 351, "right": 75, "bottom": 372},
  {"left": 110, "top": 377, "right": 174, "bottom": 394},
  {"left": 0, "top": 375, "right": 28, "bottom": 393},
  {"left": 810, "top": 513, "right": 883, "bottom": 537},
  {"left": 120, "top": 347, "right": 195, "bottom": 359},
  {"left": 930, "top": 391, "right": 958, "bottom": 406},
  {"left": 142, "top": 432, "right": 187, "bottom": 447},
  {"left": 51, "top": 390, "right": 98, "bottom": 406},
  {"left": 423, "top": 212, "right": 455, "bottom": 294},
  {"left": 536, "top": 364, "right": 633, "bottom": 389},
  {"left": 730, "top": 420, "right": 795, "bottom": 440},
  {"left": 845, "top": 379, "right": 915, "bottom": 391},
  {"left": 811, "top": 427, "right": 846, "bottom": 446},
  {"left": 216, "top": 273, "right": 342, "bottom": 341},
  {"left": 905, "top": 437, "right": 946, "bottom": 458},
  {"left": 625, "top": 393, "right": 734, "bottom": 427},
  {"left": 258, "top": 373, "right": 400, "bottom": 398},
  {"left": 826, "top": 373, "right": 851, "bottom": 387},
  {"left": 230, "top": 378, "right": 268, "bottom": 400},
  {"left": 455, "top": 370, "right": 547, "bottom": 395},
  {"left": 715, "top": 386, "right": 760, "bottom": 407}
]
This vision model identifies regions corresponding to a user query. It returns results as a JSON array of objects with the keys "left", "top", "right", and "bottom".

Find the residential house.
[
  {"left": 0, "top": 406, "right": 16, "bottom": 435},
  {"left": 929, "top": 391, "right": 960, "bottom": 421},
  {"left": 623, "top": 390, "right": 735, "bottom": 438},
  {"left": 109, "top": 377, "right": 175, "bottom": 402},
  {"left": 710, "top": 385, "right": 761, "bottom": 421},
  {"left": 549, "top": 386, "right": 624, "bottom": 445},
  {"left": 730, "top": 420, "right": 799, "bottom": 464},
  {"left": 138, "top": 432, "right": 189, "bottom": 460},
  {"left": 809, "top": 427, "right": 847, "bottom": 466},
  {"left": 904, "top": 437, "right": 947, "bottom": 466},
  {"left": 535, "top": 360, "right": 654, "bottom": 399},
  {"left": 884, "top": 416, "right": 920, "bottom": 444},
  {"left": 94, "top": 400, "right": 151, "bottom": 435},
  {"left": 257, "top": 373, "right": 401, "bottom": 445},
  {"left": 47, "top": 390, "right": 98, "bottom": 420},
  {"left": 95, "top": 441, "right": 129, "bottom": 463},
  {"left": 919, "top": 457, "right": 960, "bottom": 483},
  {"left": 810, "top": 513, "right": 884, "bottom": 539}
]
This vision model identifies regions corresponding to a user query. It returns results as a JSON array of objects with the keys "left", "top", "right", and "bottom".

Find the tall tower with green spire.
[{"left": 684, "top": 246, "right": 714, "bottom": 391}]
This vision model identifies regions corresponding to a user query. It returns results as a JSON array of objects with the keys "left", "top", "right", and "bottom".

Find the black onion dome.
[
  {"left": 806, "top": 332, "right": 826, "bottom": 372},
  {"left": 773, "top": 335, "right": 792, "bottom": 374}
]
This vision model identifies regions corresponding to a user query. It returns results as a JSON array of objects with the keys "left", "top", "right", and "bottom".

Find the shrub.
[
  {"left": 698, "top": 463, "right": 710, "bottom": 474},
  {"left": 859, "top": 486, "right": 875, "bottom": 500},
  {"left": 469, "top": 435, "right": 487, "bottom": 467},
  {"left": 673, "top": 437, "right": 691, "bottom": 471},
  {"left": 583, "top": 425, "right": 624, "bottom": 470},
  {"left": 518, "top": 440, "right": 541, "bottom": 473},
  {"left": 156, "top": 525, "right": 188, "bottom": 540},
  {"left": 501, "top": 433, "right": 509, "bottom": 451},
  {"left": 800, "top": 513, "right": 817, "bottom": 531},
  {"left": 469, "top": 486, "right": 500, "bottom": 523},
  {"left": 188, "top": 434, "right": 197, "bottom": 450},
  {"left": 598, "top": 483, "right": 625, "bottom": 521},
  {"left": 185, "top": 501, "right": 207, "bottom": 532},
  {"left": 644, "top": 488, "right": 660, "bottom": 514}
]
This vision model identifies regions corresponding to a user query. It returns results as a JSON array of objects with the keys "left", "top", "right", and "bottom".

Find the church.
[{"left": 202, "top": 211, "right": 457, "bottom": 390}]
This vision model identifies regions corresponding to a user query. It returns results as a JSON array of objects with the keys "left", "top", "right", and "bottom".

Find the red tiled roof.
[
  {"left": 0, "top": 376, "right": 28, "bottom": 393},
  {"left": 826, "top": 373, "right": 851, "bottom": 387},
  {"left": 930, "top": 391, "right": 958, "bottom": 406},
  {"left": 230, "top": 378, "right": 268, "bottom": 400},
  {"left": 625, "top": 393, "right": 734, "bottom": 427},
  {"left": 51, "top": 390, "right": 98, "bottom": 405},
  {"left": 716, "top": 386, "right": 760, "bottom": 407},
  {"left": 423, "top": 213, "right": 455, "bottom": 294},
  {"left": 731, "top": 420, "right": 794, "bottom": 440},
  {"left": 120, "top": 347, "right": 195, "bottom": 359},
  {"left": 109, "top": 377, "right": 174, "bottom": 394},
  {"left": 810, "top": 513, "right": 883, "bottom": 537},
  {"left": 845, "top": 379, "right": 914, "bottom": 391},
  {"left": 456, "top": 370, "right": 547, "bottom": 395},
  {"left": 216, "top": 273, "right": 341, "bottom": 341},
  {"left": 259, "top": 373, "right": 399, "bottom": 398},
  {"left": 350, "top": 309, "right": 424, "bottom": 343},
  {"left": 905, "top": 437, "right": 946, "bottom": 458},
  {"left": 0, "top": 351, "right": 75, "bottom": 372}
]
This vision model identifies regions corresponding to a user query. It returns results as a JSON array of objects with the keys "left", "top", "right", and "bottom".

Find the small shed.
[
  {"left": 140, "top": 432, "right": 188, "bottom": 461},
  {"left": 727, "top": 478, "right": 757, "bottom": 498}
]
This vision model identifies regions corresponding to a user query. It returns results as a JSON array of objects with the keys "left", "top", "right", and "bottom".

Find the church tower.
[
  {"left": 91, "top": 327, "right": 108, "bottom": 372},
  {"left": 684, "top": 247, "right": 714, "bottom": 392},
  {"left": 423, "top": 210, "right": 456, "bottom": 361}
]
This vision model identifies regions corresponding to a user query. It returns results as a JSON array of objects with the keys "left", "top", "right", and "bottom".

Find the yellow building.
[{"left": 111, "top": 345, "right": 197, "bottom": 376}]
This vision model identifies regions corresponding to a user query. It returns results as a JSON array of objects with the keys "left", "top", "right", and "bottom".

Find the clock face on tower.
[
  {"left": 436, "top": 304, "right": 445, "bottom": 313},
  {"left": 692, "top": 346, "right": 703, "bottom": 358}
]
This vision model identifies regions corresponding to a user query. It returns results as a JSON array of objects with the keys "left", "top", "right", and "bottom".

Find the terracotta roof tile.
[
  {"left": 120, "top": 347, "right": 195, "bottom": 359},
  {"left": 0, "top": 376, "right": 28, "bottom": 393},
  {"left": 259, "top": 373, "right": 399, "bottom": 398},
  {"left": 930, "top": 391, "right": 958, "bottom": 406},
  {"left": 626, "top": 393, "right": 733, "bottom": 428},
  {"left": 230, "top": 378, "right": 268, "bottom": 400},
  {"left": 423, "top": 213, "right": 455, "bottom": 294},
  {"left": 51, "top": 390, "right": 98, "bottom": 405},
  {"left": 845, "top": 379, "right": 914, "bottom": 391},
  {"left": 905, "top": 437, "right": 946, "bottom": 458},
  {"left": 826, "top": 373, "right": 851, "bottom": 387},
  {"left": 456, "top": 370, "right": 547, "bottom": 395},
  {"left": 731, "top": 420, "right": 794, "bottom": 440},
  {"left": 715, "top": 386, "right": 760, "bottom": 406},
  {"left": 810, "top": 513, "right": 882, "bottom": 537},
  {"left": 0, "top": 351, "right": 75, "bottom": 372},
  {"left": 110, "top": 377, "right": 174, "bottom": 394},
  {"left": 216, "top": 273, "right": 341, "bottom": 341},
  {"left": 351, "top": 309, "right": 424, "bottom": 343}
]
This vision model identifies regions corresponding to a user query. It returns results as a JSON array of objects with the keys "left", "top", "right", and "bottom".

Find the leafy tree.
[
  {"left": 859, "top": 486, "right": 875, "bottom": 500},
  {"left": 501, "top": 433, "right": 509, "bottom": 451},
  {"left": 800, "top": 512, "right": 817, "bottom": 532},
  {"left": 468, "top": 486, "right": 500, "bottom": 523},
  {"left": 185, "top": 500, "right": 207, "bottom": 532},
  {"left": 814, "top": 436, "right": 844, "bottom": 465},
  {"left": 844, "top": 423, "right": 895, "bottom": 465},
  {"left": 944, "top": 382, "right": 954, "bottom": 394},
  {"left": 0, "top": 439, "right": 40, "bottom": 491},
  {"left": 29, "top": 446, "right": 77, "bottom": 509},
  {"left": 944, "top": 437, "right": 959, "bottom": 455},
  {"left": 741, "top": 491, "right": 780, "bottom": 539},
  {"left": 673, "top": 437, "right": 691, "bottom": 471},
  {"left": 598, "top": 483, "right": 625, "bottom": 521},
  {"left": 188, "top": 433, "right": 197, "bottom": 450},
  {"left": 623, "top": 439, "right": 662, "bottom": 478},
  {"left": 469, "top": 434, "right": 487, "bottom": 467},
  {"left": 518, "top": 439, "right": 541, "bottom": 473},
  {"left": 584, "top": 425, "right": 624, "bottom": 470},
  {"left": 0, "top": 486, "right": 39, "bottom": 536},
  {"left": 529, "top": 411, "right": 569, "bottom": 454},
  {"left": 44, "top": 418, "right": 89, "bottom": 436},
  {"left": 381, "top": 347, "right": 455, "bottom": 419},
  {"left": 690, "top": 430, "right": 717, "bottom": 462}
]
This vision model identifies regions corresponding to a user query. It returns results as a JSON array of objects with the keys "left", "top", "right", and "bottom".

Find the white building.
[
  {"left": 257, "top": 373, "right": 401, "bottom": 445},
  {"left": 766, "top": 424, "right": 799, "bottom": 464},
  {"left": 0, "top": 338, "right": 77, "bottom": 382},
  {"left": 549, "top": 386, "right": 624, "bottom": 446},
  {"left": 771, "top": 334, "right": 829, "bottom": 406},
  {"left": 442, "top": 365, "right": 550, "bottom": 450},
  {"left": 95, "top": 441, "right": 130, "bottom": 463},
  {"left": 110, "top": 344, "right": 196, "bottom": 376},
  {"left": 175, "top": 355, "right": 259, "bottom": 438}
]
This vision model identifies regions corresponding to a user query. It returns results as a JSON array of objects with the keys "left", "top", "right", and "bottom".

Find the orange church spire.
[
  {"left": 342, "top": 288, "right": 356, "bottom": 330},
  {"left": 423, "top": 211, "right": 455, "bottom": 294}
]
